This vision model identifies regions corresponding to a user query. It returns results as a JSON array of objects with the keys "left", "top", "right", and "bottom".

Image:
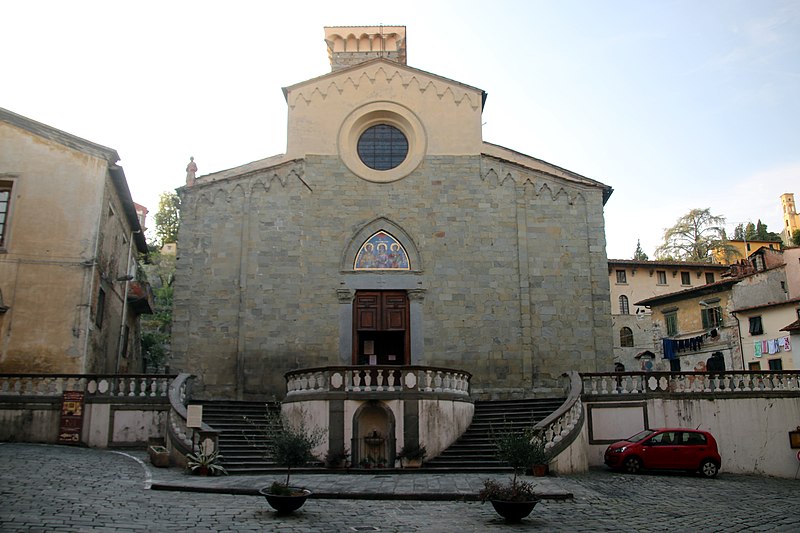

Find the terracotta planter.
[
  {"left": 531, "top": 463, "right": 548, "bottom": 476},
  {"left": 259, "top": 487, "right": 312, "bottom": 514},
  {"left": 148, "top": 446, "right": 169, "bottom": 468},
  {"left": 489, "top": 499, "right": 539, "bottom": 523},
  {"left": 402, "top": 458, "right": 423, "bottom": 468}
]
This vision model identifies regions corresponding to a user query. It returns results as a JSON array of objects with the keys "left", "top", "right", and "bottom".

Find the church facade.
[{"left": 171, "top": 26, "right": 614, "bottom": 401}]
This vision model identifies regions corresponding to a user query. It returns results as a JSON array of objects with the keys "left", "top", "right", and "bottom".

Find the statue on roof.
[{"left": 186, "top": 156, "right": 197, "bottom": 186}]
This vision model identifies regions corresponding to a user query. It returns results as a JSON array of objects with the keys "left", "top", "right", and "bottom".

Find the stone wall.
[{"left": 172, "top": 153, "right": 612, "bottom": 400}]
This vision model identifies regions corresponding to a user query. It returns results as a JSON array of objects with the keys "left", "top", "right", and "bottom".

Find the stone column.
[
  {"left": 337, "top": 287, "right": 354, "bottom": 364},
  {"left": 407, "top": 288, "right": 426, "bottom": 365}
]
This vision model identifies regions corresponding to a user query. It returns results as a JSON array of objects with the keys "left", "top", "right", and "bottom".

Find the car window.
[
  {"left": 681, "top": 432, "right": 707, "bottom": 445},
  {"left": 628, "top": 430, "right": 655, "bottom": 442},
  {"left": 648, "top": 431, "right": 678, "bottom": 445}
]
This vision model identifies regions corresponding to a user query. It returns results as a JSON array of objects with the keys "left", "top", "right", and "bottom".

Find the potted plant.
[
  {"left": 324, "top": 448, "right": 350, "bottom": 469},
  {"left": 479, "top": 427, "right": 543, "bottom": 522},
  {"left": 185, "top": 448, "right": 227, "bottom": 476},
  {"left": 251, "top": 407, "right": 325, "bottom": 514},
  {"left": 398, "top": 442, "right": 427, "bottom": 468}
]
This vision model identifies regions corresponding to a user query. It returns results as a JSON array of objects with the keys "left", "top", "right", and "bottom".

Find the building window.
[
  {"left": 680, "top": 272, "right": 691, "bottom": 285},
  {"left": 0, "top": 180, "right": 13, "bottom": 248},
  {"left": 748, "top": 361, "right": 761, "bottom": 371},
  {"left": 619, "top": 295, "right": 630, "bottom": 315},
  {"left": 701, "top": 306, "right": 723, "bottom": 329},
  {"left": 665, "top": 311, "right": 678, "bottom": 336},
  {"left": 748, "top": 316, "right": 763, "bottom": 335},
  {"left": 95, "top": 288, "right": 106, "bottom": 328},
  {"left": 620, "top": 327, "right": 634, "bottom": 347},
  {"left": 357, "top": 124, "right": 408, "bottom": 170},
  {"left": 768, "top": 358, "right": 783, "bottom": 371},
  {"left": 615, "top": 270, "right": 627, "bottom": 284},
  {"left": 705, "top": 272, "right": 715, "bottom": 284},
  {"left": 656, "top": 271, "right": 667, "bottom": 285},
  {"left": 669, "top": 358, "right": 681, "bottom": 372}
]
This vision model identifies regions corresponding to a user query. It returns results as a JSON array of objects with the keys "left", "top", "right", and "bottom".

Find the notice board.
[{"left": 58, "top": 391, "right": 85, "bottom": 445}]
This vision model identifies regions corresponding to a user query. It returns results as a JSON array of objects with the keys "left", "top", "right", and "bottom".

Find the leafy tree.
[
  {"left": 139, "top": 247, "right": 175, "bottom": 371},
  {"left": 153, "top": 191, "right": 180, "bottom": 246},
  {"left": 792, "top": 229, "right": 800, "bottom": 247},
  {"left": 654, "top": 208, "right": 737, "bottom": 262},
  {"left": 633, "top": 240, "right": 649, "bottom": 261},
  {"left": 732, "top": 221, "right": 781, "bottom": 243}
]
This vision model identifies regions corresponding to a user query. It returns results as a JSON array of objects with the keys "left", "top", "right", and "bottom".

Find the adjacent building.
[
  {"left": 608, "top": 259, "right": 729, "bottom": 371},
  {"left": 636, "top": 246, "right": 800, "bottom": 371},
  {"left": 0, "top": 108, "right": 151, "bottom": 374}
]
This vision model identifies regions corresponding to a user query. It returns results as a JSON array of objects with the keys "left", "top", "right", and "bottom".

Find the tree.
[
  {"left": 792, "top": 230, "right": 800, "bottom": 247},
  {"left": 139, "top": 247, "right": 175, "bottom": 371},
  {"left": 732, "top": 221, "right": 781, "bottom": 243},
  {"left": 633, "top": 240, "right": 649, "bottom": 261},
  {"left": 153, "top": 191, "right": 180, "bottom": 246},
  {"left": 654, "top": 208, "right": 737, "bottom": 262}
]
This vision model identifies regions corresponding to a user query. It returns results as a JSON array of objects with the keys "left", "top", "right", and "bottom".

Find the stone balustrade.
[
  {"left": 285, "top": 365, "right": 471, "bottom": 398},
  {"left": 533, "top": 371, "right": 584, "bottom": 457},
  {"left": 0, "top": 373, "right": 173, "bottom": 398},
  {"left": 582, "top": 371, "right": 800, "bottom": 396}
]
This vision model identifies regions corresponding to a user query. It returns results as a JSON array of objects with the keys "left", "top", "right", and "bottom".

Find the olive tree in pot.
[
  {"left": 479, "top": 426, "right": 545, "bottom": 523},
  {"left": 250, "top": 407, "right": 325, "bottom": 514}
]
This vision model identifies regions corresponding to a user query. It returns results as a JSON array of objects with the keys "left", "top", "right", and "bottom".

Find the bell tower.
[{"left": 324, "top": 26, "right": 406, "bottom": 71}]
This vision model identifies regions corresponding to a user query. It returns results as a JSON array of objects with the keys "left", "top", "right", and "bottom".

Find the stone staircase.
[
  {"left": 423, "top": 398, "right": 565, "bottom": 472},
  {"left": 199, "top": 400, "right": 282, "bottom": 475},
  {"left": 202, "top": 397, "right": 564, "bottom": 474}
]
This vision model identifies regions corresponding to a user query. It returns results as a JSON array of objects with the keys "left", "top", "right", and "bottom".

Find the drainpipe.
[
  {"left": 115, "top": 231, "right": 136, "bottom": 373},
  {"left": 82, "top": 210, "right": 104, "bottom": 373},
  {"left": 731, "top": 310, "right": 746, "bottom": 370}
]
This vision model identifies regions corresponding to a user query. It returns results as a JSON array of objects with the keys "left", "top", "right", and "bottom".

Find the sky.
[{"left": 2, "top": 0, "right": 798, "bottom": 259}]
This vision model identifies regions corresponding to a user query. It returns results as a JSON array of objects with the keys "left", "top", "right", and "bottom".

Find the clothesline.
[{"left": 754, "top": 336, "right": 792, "bottom": 357}]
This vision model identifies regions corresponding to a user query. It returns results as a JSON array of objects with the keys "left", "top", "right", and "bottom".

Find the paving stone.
[{"left": 0, "top": 443, "right": 798, "bottom": 532}]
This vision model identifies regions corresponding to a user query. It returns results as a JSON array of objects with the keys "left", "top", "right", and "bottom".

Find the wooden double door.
[{"left": 353, "top": 291, "right": 409, "bottom": 365}]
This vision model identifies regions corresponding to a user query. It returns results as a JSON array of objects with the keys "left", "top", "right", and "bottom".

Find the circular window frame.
[{"left": 339, "top": 101, "right": 426, "bottom": 183}]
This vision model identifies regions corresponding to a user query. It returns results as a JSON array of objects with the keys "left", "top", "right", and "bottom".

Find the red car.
[{"left": 604, "top": 428, "right": 721, "bottom": 478}]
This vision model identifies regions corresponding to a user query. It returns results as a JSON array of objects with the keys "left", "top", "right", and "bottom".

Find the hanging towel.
[
  {"left": 754, "top": 341, "right": 762, "bottom": 357},
  {"left": 780, "top": 336, "right": 791, "bottom": 352},
  {"left": 662, "top": 338, "right": 677, "bottom": 360},
  {"left": 767, "top": 339, "right": 778, "bottom": 355},
  {"left": 762, "top": 340, "right": 769, "bottom": 354}
]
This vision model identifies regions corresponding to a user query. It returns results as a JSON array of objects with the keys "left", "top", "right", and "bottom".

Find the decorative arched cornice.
[
  {"left": 288, "top": 65, "right": 482, "bottom": 111},
  {"left": 182, "top": 161, "right": 306, "bottom": 214},
  {"left": 341, "top": 217, "right": 423, "bottom": 272},
  {"left": 480, "top": 157, "right": 590, "bottom": 206}
]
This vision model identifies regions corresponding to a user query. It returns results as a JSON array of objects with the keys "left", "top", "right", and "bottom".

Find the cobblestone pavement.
[{"left": 1, "top": 443, "right": 799, "bottom": 532}]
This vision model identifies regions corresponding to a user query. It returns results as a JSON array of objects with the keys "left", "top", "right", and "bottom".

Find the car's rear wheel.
[
  {"left": 624, "top": 456, "right": 642, "bottom": 474},
  {"left": 700, "top": 459, "right": 718, "bottom": 478}
]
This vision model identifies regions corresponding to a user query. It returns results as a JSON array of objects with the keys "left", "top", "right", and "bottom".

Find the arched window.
[
  {"left": 353, "top": 230, "right": 410, "bottom": 270},
  {"left": 620, "top": 327, "right": 634, "bottom": 347},
  {"left": 619, "top": 295, "right": 630, "bottom": 315}
]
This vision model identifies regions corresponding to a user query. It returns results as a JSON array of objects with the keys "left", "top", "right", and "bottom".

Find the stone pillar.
[
  {"left": 337, "top": 288, "right": 354, "bottom": 364},
  {"left": 407, "top": 288, "right": 426, "bottom": 365}
]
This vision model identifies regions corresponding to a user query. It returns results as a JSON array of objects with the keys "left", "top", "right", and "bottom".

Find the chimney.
[{"left": 324, "top": 26, "right": 406, "bottom": 71}]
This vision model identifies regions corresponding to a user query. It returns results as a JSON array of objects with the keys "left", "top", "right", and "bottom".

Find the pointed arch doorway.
[{"left": 353, "top": 290, "right": 409, "bottom": 365}]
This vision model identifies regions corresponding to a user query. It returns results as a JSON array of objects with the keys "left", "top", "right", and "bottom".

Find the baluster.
[
  {"left": 387, "top": 370, "right": 396, "bottom": 392},
  {"left": 423, "top": 370, "right": 432, "bottom": 391},
  {"left": 375, "top": 369, "right": 384, "bottom": 391},
  {"left": 353, "top": 370, "right": 362, "bottom": 391},
  {"left": 364, "top": 370, "right": 373, "bottom": 390},
  {"left": 139, "top": 377, "right": 147, "bottom": 396}
]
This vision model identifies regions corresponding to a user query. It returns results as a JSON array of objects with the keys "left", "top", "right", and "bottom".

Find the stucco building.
[
  {"left": 608, "top": 259, "right": 729, "bottom": 371},
  {"left": 171, "top": 26, "right": 614, "bottom": 401},
  {"left": 0, "top": 108, "right": 151, "bottom": 374}
]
